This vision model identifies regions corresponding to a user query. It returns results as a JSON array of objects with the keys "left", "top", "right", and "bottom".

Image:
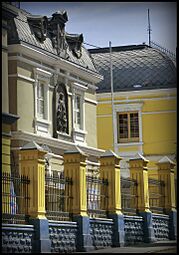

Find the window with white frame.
[
  {"left": 71, "top": 82, "right": 87, "bottom": 145},
  {"left": 118, "top": 112, "right": 139, "bottom": 143},
  {"left": 34, "top": 68, "right": 52, "bottom": 135},
  {"left": 74, "top": 93, "right": 82, "bottom": 129},
  {"left": 114, "top": 103, "right": 143, "bottom": 147},
  {"left": 37, "top": 81, "right": 45, "bottom": 119}
]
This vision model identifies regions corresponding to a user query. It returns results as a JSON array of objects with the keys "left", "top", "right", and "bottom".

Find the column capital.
[
  {"left": 129, "top": 153, "right": 149, "bottom": 169},
  {"left": 100, "top": 150, "right": 122, "bottom": 166},
  {"left": 156, "top": 156, "right": 176, "bottom": 171},
  {"left": 63, "top": 146, "right": 87, "bottom": 164}
]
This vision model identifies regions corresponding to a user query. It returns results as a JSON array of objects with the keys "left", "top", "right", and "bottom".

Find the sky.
[{"left": 20, "top": 2, "right": 177, "bottom": 53}]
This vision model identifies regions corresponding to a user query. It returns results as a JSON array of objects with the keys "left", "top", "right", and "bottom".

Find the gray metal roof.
[
  {"left": 89, "top": 45, "right": 176, "bottom": 93},
  {"left": 7, "top": 6, "right": 97, "bottom": 73}
]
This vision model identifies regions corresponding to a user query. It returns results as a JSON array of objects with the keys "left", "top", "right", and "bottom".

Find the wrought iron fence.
[
  {"left": 148, "top": 178, "right": 165, "bottom": 214},
  {"left": 2, "top": 172, "right": 30, "bottom": 224},
  {"left": 121, "top": 177, "right": 138, "bottom": 215},
  {"left": 45, "top": 172, "right": 73, "bottom": 221},
  {"left": 86, "top": 175, "right": 108, "bottom": 218}
]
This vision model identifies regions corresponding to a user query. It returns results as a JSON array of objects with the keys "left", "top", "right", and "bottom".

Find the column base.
[
  {"left": 29, "top": 218, "right": 51, "bottom": 253},
  {"left": 108, "top": 213, "right": 125, "bottom": 247},
  {"left": 169, "top": 210, "right": 177, "bottom": 240},
  {"left": 73, "top": 215, "right": 94, "bottom": 252},
  {"left": 139, "top": 211, "right": 155, "bottom": 243}
]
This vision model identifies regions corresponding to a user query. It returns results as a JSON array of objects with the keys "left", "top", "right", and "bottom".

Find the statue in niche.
[{"left": 56, "top": 89, "right": 68, "bottom": 133}]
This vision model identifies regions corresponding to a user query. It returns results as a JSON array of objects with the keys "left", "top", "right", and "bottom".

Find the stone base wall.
[
  {"left": 2, "top": 213, "right": 172, "bottom": 253},
  {"left": 2, "top": 224, "right": 34, "bottom": 253},
  {"left": 124, "top": 215, "right": 144, "bottom": 245},
  {"left": 49, "top": 221, "right": 77, "bottom": 253},
  {"left": 90, "top": 218, "right": 113, "bottom": 249},
  {"left": 152, "top": 214, "right": 169, "bottom": 240}
]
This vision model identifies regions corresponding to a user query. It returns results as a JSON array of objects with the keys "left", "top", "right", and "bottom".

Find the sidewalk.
[{"left": 74, "top": 241, "right": 177, "bottom": 254}]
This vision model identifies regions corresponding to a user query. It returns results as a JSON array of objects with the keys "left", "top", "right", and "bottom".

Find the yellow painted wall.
[
  {"left": 97, "top": 116, "right": 113, "bottom": 150},
  {"left": 118, "top": 146, "right": 139, "bottom": 153},
  {"left": 142, "top": 112, "right": 176, "bottom": 155},
  {"left": 84, "top": 92, "right": 98, "bottom": 147},
  {"left": 85, "top": 102, "right": 97, "bottom": 147},
  {"left": 97, "top": 91, "right": 176, "bottom": 159},
  {"left": 17, "top": 62, "right": 33, "bottom": 79},
  {"left": 142, "top": 99, "right": 176, "bottom": 112},
  {"left": 17, "top": 79, "right": 34, "bottom": 133}
]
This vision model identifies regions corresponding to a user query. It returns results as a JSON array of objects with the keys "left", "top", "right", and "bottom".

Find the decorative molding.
[
  {"left": 118, "top": 150, "right": 143, "bottom": 157},
  {"left": 72, "top": 82, "right": 88, "bottom": 92},
  {"left": 117, "top": 142, "right": 143, "bottom": 147},
  {"left": 72, "top": 129, "right": 87, "bottom": 146},
  {"left": 96, "top": 88, "right": 177, "bottom": 99},
  {"left": 84, "top": 97, "right": 97, "bottom": 105},
  {"left": 114, "top": 103, "right": 143, "bottom": 112},
  {"left": 97, "top": 96, "right": 176, "bottom": 105},
  {"left": 8, "top": 43, "right": 103, "bottom": 84},
  {"left": 142, "top": 110, "right": 176, "bottom": 115},
  {"left": 97, "top": 114, "right": 112, "bottom": 118},
  {"left": 8, "top": 73, "right": 35, "bottom": 83},
  {"left": 11, "top": 130, "right": 104, "bottom": 156}
]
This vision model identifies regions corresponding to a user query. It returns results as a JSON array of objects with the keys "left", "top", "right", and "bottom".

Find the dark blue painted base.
[
  {"left": 139, "top": 211, "right": 155, "bottom": 243},
  {"left": 29, "top": 218, "right": 51, "bottom": 253},
  {"left": 108, "top": 213, "right": 125, "bottom": 247},
  {"left": 73, "top": 215, "right": 94, "bottom": 252},
  {"left": 169, "top": 210, "right": 177, "bottom": 240}
]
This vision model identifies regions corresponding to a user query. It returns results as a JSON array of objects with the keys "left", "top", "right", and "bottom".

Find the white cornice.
[
  {"left": 11, "top": 130, "right": 104, "bottom": 157},
  {"left": 8, "top": 73, "right": 35, "bottom": 83},
  {"left": 142, "top": 110, "right": 176, "bottom": 115},
  {"left": 72, "top": 82, "right": 88, "bottom": 91},
  {"left": 84, "top": 97, "right": 97, "bottom": 105},
  {"left": 97, "top": 96, "right": 176, "bottom": 105},
  {"left": 96, "top": 88, "right": 176, "bottom": 99},
  {"left": 8, "top": 43, "right": 103, "bottom": 84},
  {"left": 8, "top": 55, "right": 98, "bottom": 92}
]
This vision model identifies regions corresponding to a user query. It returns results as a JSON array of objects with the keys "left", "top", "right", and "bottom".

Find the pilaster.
[
  {"left": 129, "top": 153, "right": 155, "bottom": 243},
  {"left": 100, "top": 150, "right": 124, "bottom": 247}
]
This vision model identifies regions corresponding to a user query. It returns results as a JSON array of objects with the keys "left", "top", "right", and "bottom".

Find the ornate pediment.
[
  {"left": 48, "top": 11, "right": 68, "bottom": 57},
  {"left": 27, "top": 10, "right": 84, "bottom": 59},
  {"left": 66, "top": 33, "right": 84, "bottom": 59},
  {"left": 27, "top": 15, "right": 48, "bottom": 42}
]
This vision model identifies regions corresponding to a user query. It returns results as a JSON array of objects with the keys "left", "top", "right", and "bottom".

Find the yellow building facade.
[{"left": 89, "top": 45, "right": 176, "bottom": 178}]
